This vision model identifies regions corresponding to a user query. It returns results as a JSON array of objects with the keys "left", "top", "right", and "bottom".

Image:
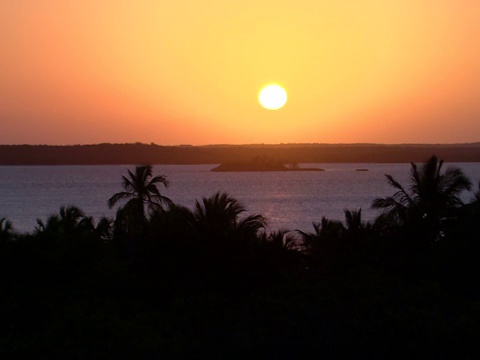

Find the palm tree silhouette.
[
  {"left": 372, "top": 155, "right": 472, "bottom": 243},
  {"left": 95, "top": 216, "right": 114, "bottom": 242},
  {"left": 261, "top": 228, "right": 297, "bottom": 250},
  {"left": 344, "top": 209, "right": 367, "bottom": 233},
  {"left": 108, "top": 165, "right": 172, "bottom": 235},
  {"left": 35, "top": 206, "right": 94, "bottom": 235},
  {"left": 297, "top": 217, "right": 344, "bottom": 254},
  {"left": 193, "top": 192, "right": 266, "bottom": 242},
  {"left": 148, "top": 204, "right": 195, "bottom": 241}
]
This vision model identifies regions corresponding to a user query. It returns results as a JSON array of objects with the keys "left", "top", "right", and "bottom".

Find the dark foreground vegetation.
[{"left": 1, "top": 155, "right": 480, "bottom": 358}]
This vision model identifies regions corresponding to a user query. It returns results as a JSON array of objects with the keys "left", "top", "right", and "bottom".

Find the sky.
[{"left": 1, "top": 0, "right": 479, "bottom": 145}]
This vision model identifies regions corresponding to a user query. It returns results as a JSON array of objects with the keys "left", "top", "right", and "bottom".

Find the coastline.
[{"left": 1, "top": 143, "right": 480, "bottom": 165}]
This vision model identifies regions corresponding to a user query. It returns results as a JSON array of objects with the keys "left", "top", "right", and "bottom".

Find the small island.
[{"left": 211, "top": 158, "right": 324, "bottom": 172}]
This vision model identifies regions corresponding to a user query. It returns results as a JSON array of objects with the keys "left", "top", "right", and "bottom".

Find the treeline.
[
  {"left": 2, "top": 142, "right": 480, "bottom": 165},
  {"left": 1, "top": 156, "right": 480, "bottom": 358}
]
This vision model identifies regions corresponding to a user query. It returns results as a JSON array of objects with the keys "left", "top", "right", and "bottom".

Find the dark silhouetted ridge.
[{"left": 1, "top": 142, "right": 480, "bottom": 165}]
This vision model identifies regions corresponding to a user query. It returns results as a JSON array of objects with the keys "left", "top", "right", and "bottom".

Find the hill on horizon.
[{"left": 1, "top": 142, "right": 480, "bottom": 165}]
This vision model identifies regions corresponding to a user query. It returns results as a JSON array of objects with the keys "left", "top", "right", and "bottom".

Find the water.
[{"left": 1, "top": 163, "right": 479, "bottom": 233}]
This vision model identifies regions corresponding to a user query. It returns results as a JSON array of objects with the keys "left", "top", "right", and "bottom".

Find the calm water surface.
[{"left": 1, "top": 163, "right": 479, "bottom": 233}]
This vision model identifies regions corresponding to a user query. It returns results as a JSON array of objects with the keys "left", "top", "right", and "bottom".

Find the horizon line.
[{"left": 1, "top": 141, "right": 480, "bottom": 147}]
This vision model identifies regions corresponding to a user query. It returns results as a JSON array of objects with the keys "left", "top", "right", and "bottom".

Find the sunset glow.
[{"left": 1, "top": 1, "right": 479, "bottom": 145}]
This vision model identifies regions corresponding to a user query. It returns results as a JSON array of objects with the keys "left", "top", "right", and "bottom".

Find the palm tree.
[
  {"left": 343, "top": 208, "right": 372, "bottom": 243},
  {"left": 148, "top": 204, "right": 195, "bottom": 242},
  {"left": 193, "top": 192, "right": 266, "bottom": 242},
  {"left": 298, "top": 210, "right": 370, "bottom": 248},
  {"left": 372, "top": 155, "right": 472, "bottom": 243},
  {"left": 191, "top": 193, "right": 267, "bottom": 285},
  {"left": 297, "top": 217, "right": 345, "bottom": 255},
  {"left": 35, "top": 206, "right": 94, "bottom": 236},
  {"left": 95, "top": 216, "right": 114, "bottom": 242},
  {"left": 33, "top": 206, "right": 103, "bottom": 267},
  {"left": 344, "top": 209, "right": 368, "bottom": 233},
  {"left": 108, "top": 165, "right": 172, "bottom": 235},
  {"left": 261, "top": 228, "right": 297, "bottom": 250}
]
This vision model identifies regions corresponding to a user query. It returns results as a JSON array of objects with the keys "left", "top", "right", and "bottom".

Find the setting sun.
[{"left": 258, "top": 85, "right": 288, "bottom": 110}]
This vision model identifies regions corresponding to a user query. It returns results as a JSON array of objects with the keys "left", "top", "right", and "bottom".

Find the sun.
[{"left": 258, "top": 84, "right": 287, "bottom": 110}]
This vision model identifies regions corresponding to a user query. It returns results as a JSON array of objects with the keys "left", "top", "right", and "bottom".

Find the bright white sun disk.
[{"left": 258, "top": 84, "right": 287, "bottom": 110}]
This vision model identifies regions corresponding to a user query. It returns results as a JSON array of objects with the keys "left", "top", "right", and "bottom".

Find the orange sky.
[{"left": 1, "top": 0, "right": 479, "bottom": 145}]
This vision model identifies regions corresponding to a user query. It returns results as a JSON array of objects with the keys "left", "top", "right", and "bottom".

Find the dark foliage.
[{"left": 2, "top": 158, "right": 480, "bottom": 358}]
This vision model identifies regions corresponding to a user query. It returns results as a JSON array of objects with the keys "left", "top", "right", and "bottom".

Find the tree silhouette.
[
  {"left": 108, "top": 165, "right": 172, "bottom": 235},
  {"left": 297, "top": 217, "right": 344, "bottom": 254},
  {"left": 344, "top": 209, "right": 367, "bottom": 233},
  {"left": 95, "top": 216, "right": 114, "bottom": 242},
  {"left": 343, "top": 208, "right": 372, "bottom": 246},
  {"left": 32, "top": 206, "right": 103, "bottom": 269},
  {"left": 297, "top": 210, "right": 375, "bottom": 273},
  {"left": 35, "top": 205, "right": 93, "bottom": 235},
  {"left": 260, "top": 228, "right": 297, "bottom": 250},
  {"left": 148, "top": 204, "right": 195, "bottom": 240},
  {"left": 372, "top": 155, "right": 472, "bottom": 244},
  {"left": 193, "top": 192, "right": 266, "bottom": 242}
]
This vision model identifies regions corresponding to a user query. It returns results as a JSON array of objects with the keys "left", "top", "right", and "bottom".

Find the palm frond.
[
  {"left": 123, "top": 173, "right": 136, "bottom": 192},
  {"left": 238, "top": 214, "right": 266, "bottom": 231},
  {"left": 149, "top": 174, "right": 169, "bottom": 188},
  {"left": 372, "top": 196, "right": 406, "bottom": 210},
  {"left": 441, "top": 167, "right": 472, "bottom": 202},
  {"left": 385, "top": 174, "right": 413, "bottom": 205},
  {"left": 472, "top": 181, "right": 480, "bottom": 203},
  {"left": 194, "top": 192, "right": 246, "bottom": 225},
  {"left": 108, "top": 191, "right": 134, "bottom": 208},
  {"left": 344, "top": 208, "right": 364, "bottom": 231}
]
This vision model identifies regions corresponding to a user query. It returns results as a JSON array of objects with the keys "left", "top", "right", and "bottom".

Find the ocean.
[{"left": 1, "top": 163, "right": 479, "bottom": 233}]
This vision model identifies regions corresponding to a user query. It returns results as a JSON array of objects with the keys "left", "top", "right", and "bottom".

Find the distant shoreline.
[{"left": 1, "top": 143, "right": 480, "bottom": 165}]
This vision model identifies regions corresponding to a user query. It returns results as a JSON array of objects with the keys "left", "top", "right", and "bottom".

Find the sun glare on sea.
[{"left": 258, "top": 84, "right": 287, "bottom": 110}]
